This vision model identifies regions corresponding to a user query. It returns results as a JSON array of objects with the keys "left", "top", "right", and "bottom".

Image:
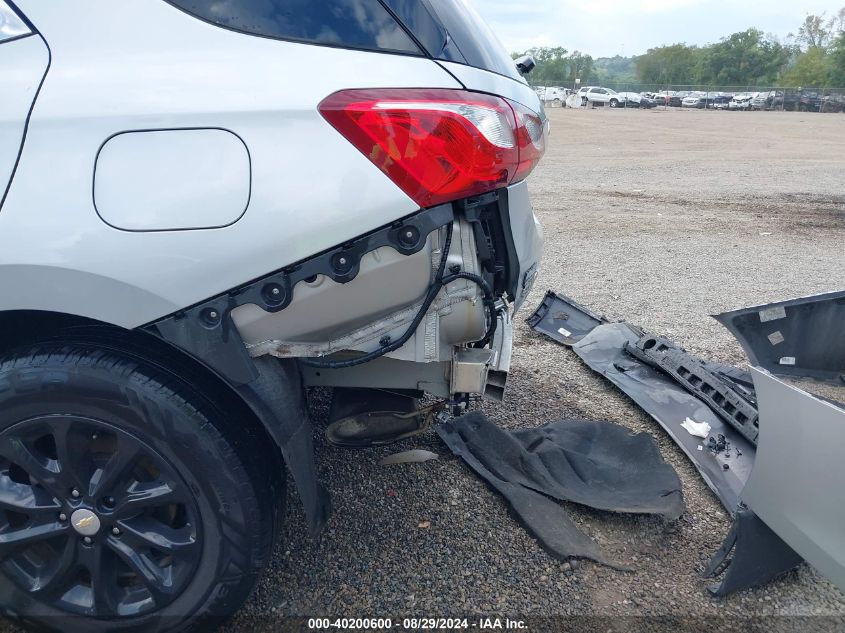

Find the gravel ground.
[{"left": 225, "top": 108, "right": 845, "bottom": 630}]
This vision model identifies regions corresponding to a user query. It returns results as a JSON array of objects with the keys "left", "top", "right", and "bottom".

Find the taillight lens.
[
  {"left": 510, "top": 100, "right": 547, "bottom": 184},
  {"left": 319, "top": 89, "right": 546, "bottom": 208}
]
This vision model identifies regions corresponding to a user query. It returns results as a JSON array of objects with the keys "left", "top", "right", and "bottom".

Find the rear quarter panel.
[{"left": 0, "top": 0, "right": 460, "bottom": 327}]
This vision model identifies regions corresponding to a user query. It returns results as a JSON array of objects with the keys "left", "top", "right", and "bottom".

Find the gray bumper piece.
[
  {"left": 703, "top": 365, "right": 845, "bottom": 596},
  {"left": 713, "top": 290, "right": 845, "bottom": 383},
  {"left": 738, "top": 367, "right": 845, "bottom": 593},
  {"left": 527, "top": 295, "right": 755, "bottom": 512},
  {"left": 701, "top": 507, "right": 803, "bottom": 596},
  {"left": 708, "top": 292, "right": 845, "bottom": 595},
  {"left": 525, "top": 290, "right": 607, "bottom": 346}
]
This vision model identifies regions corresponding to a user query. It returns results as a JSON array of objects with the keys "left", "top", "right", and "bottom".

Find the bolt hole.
[{"left": 200, "top": 308, "right": 222, "bottom": 327}]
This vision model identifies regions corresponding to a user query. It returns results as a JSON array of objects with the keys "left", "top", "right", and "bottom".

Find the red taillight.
[
  {"left": 510, "top": 100, "right": 547, "bottom": 184},
  {"left": 319, "top": 89, "right": 545, "bottom": 208}
]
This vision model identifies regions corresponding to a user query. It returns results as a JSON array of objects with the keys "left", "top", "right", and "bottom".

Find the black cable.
[
  {"left": 441, "top": 271, "right": 497, "bottom": 345},
  {"left": 300, "top": 223, "right": 499, "bottom": 370},
  {"left": 435, "top": 220, "right": 454, "bottom": 280},
  {"left": 301, "top": 223, "right": 454, "bottom": 370}
]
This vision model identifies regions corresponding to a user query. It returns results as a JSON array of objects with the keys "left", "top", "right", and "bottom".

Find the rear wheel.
[
  {"left": 609, "top": 99, "right": 619, "bottom": 108},
  {"left": 0, "top": 343, "right": 281, "bottom": 633}
]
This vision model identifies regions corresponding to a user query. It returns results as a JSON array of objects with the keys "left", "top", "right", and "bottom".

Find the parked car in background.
[
  {"left": 821, "top": 93, "right": 844, "bottom": 113},
  {"left": 771, "top": 90, "right": 799, "bottom": 111},
  {"left": 798, "top": 91, "right": 822, "bottom": 112},
  {"left": 681, "top": 92, "right": 708, "bottom": 109},
  {"left": 617, "top": 92, "right": 657, "bottom": 108},
  {"left": 647, "top": 91, "right": 673, "bottom": 106},
  {"left": 577, "top": 86, "right": 624, "bottom": 108},
  {"left": 709, "top": 94, "right": 733, "bottom": 109},
  {"left": 640, "top": 94, "right": 659, "bottom": 108},
  {"left": 536, "top": 86, "right": 571, "bottom": 106},
  {"left": 668, "top": 91, "right": 691, "bottom": 107},
  {"left": 751, "top": 91, "right": 774, "bottom": 110},
  {"left": 729, "top": 93, "right": 755, "bottom": 110}
]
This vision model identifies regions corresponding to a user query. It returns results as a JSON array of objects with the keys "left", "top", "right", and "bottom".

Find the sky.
[{"left": 471, "top": 0, "right": 845, "bottom": 57}]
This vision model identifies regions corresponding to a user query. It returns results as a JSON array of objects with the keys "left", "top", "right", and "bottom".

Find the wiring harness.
[{"left": 301, "top": 222, "right": 498, "bottom": 370}]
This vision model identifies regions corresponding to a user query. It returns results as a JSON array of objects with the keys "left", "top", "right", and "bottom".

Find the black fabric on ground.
[{"left": 437, "top": 412, "right": 684, "bottom": 568}]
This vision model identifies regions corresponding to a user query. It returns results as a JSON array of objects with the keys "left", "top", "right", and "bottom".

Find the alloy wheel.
[{"left": 0, "top": 415, "right": 202, "bottom": 618}]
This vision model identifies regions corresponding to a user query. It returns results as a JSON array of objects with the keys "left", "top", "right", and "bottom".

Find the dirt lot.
[{"left": 226, "top": 108, "right": 845, "bottom": 630}]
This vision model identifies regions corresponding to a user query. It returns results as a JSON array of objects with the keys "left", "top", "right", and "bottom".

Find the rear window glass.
[
  {"left": 381, "top": 0, "right": 522, "bottom": 81},
  {"left": 165, "top": 0, "right": 422, "bottom": 55},
  {"left": 380, "top": 0, "right": 463, "bottom": 63},
  {"left": 423, "top": 0, "right": 522, "bottom": 81}
]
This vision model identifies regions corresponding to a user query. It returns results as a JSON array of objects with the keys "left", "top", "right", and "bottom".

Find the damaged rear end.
[{"left": 227, "top": 5, "right": 548, "bottom": 408}]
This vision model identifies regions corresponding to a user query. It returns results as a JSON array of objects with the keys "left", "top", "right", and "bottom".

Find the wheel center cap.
[{"left": 70, "top": 509, "right": 101, "bottom": 536}]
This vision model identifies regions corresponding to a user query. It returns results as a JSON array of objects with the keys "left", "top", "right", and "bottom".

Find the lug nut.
[
  {"left": 58, "top": 513, "right": 67, "bottom": 522},
  {"left": 71, "top": 489, "right": 80, "bottom": 499},
  {"left": 111, "top": 527, "right": 120, "bottom": 536},
  {"left": 103, "top": 496, "right": 115, "bottom": 508},
  {"left": 83, "top": 536, "right": 92, "bottom": 545},
  {"left": 338, "top": 257, "right": 347, "bottom": 265}
]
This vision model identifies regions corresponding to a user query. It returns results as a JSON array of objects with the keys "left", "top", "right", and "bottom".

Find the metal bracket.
[{"left": 459, "top": 189, "right": 519, "bottom": 300}]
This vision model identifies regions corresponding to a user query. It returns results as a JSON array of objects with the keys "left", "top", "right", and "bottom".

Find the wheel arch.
[
  {"left": 0, "top": 265, "right": 179, "bottom": 328},
  {"left": 0, "top": 308, "right": 287, "bottom": 499}
]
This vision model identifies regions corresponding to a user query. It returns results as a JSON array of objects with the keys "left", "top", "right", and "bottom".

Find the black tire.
[
  {"left": 609, "top": 99, "right": 619, "bottom": 108},
  {"left": 0, "top": 342, "right": 281, "bottom": 633}
]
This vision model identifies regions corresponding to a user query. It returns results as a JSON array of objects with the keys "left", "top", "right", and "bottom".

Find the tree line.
[{"left": 513, "top": 9, "right": 845, "bottom": 88}]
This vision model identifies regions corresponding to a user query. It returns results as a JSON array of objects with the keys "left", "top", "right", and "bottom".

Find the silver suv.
[{"left": 0, "top": 1, "right": 545, "bottom": 631}]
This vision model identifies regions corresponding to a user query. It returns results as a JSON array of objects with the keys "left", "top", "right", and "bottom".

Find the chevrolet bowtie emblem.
[
  {"left": 69, "top": 509, "right": 101, "bottom": 536},
  {"left": 75, "top": 515, "right": 95, "bottom": 529}
]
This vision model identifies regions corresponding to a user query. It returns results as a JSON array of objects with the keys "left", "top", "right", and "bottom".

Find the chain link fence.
[{"left": 531, "top": 82, "right": 845, "bottom": 112}]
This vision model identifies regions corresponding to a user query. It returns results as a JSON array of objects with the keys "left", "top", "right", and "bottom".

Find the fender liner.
[
  {"left": 143, "top": 322, "right": 332, "bottom": 536},
  {"left": 235, "top": 356, "right": 331, "bottom": 537}
]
